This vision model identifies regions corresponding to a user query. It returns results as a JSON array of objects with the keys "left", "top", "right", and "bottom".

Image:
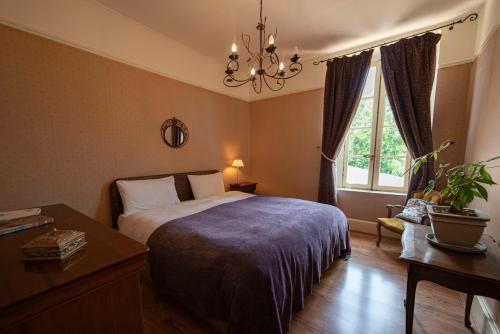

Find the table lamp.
[{"left": 232, "top": 159, "right": 244, "bottom": 184}]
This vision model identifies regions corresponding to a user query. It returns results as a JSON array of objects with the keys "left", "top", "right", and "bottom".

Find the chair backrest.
[{"left": 412, "top": 190, "right": 442, "bottom": 204}]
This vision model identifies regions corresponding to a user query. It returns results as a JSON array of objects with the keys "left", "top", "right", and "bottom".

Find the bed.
[{"left": 110, "top": 170, "right": 350, "bottom": 334}]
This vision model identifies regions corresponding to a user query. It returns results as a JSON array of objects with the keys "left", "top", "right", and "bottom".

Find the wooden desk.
[
  {"left": 400, "top": 223, "right": 500, "bottom": 334},
  {"left": 0, "top": 204, "right": 149, "bottom": 334}
]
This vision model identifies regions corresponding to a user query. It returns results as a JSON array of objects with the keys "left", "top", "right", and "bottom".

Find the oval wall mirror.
[{"left": 161, "top": 117, "right": 189, "bottom": 148}]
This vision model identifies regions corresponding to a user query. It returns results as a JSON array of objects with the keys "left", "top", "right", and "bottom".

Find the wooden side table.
[
  {"left": 400, "top": 223, "right": 500, "bottom": 334},
  {"left": 229, "top": 182, "right": 257, "bottom": 194}
]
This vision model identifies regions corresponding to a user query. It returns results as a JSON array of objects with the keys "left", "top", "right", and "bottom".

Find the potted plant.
[{"left": 409, "top": 140, "right": 499, "bottom": 248}]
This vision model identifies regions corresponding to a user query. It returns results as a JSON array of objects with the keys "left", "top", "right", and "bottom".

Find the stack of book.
[{"left": 0, "top": 208, "right": 54, "bottom": 236}]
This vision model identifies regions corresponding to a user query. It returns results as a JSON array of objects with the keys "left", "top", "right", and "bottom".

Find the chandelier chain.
[{"left": 260, "top": 0, "right": 263, "bottom": 24}]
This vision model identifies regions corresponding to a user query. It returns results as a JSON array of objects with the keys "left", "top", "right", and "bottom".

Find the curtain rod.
[{"left": 313, "top": 12, "right": 478, "bottom": 65}]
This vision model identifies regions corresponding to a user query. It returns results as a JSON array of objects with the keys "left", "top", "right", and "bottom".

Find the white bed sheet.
[{"left": 118, "top": 191, "right": 255, "bottom": 244}]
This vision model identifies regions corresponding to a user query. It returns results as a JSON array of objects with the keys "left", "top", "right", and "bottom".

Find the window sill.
[{"left": 337, "top": 187, "right": 406, "bottom": 196}]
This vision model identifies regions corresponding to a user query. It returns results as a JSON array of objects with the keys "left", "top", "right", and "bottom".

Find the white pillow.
[
  {"left": 188, "top": 172, "right": 225, "bottom": 199},
  {"left": 117, "top": 176, "right": 180, "bottom": 215}
]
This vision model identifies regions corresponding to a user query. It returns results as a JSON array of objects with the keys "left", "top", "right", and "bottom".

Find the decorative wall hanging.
[{"left": 161, "top": 117, "right": 188, "bottom": 148}]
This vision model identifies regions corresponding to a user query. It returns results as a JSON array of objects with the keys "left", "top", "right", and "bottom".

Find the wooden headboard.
[{"left": 109, "top": 170, "right": 219, "bottom": 229}]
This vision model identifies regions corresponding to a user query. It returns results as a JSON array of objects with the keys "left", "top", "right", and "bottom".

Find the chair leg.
[{"left": 376, "top": 221, "right": 382, "bottom": 247}]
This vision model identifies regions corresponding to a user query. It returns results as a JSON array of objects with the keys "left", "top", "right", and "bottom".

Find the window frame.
[{"left": 339, "top": 60, "right": 411, "bottom": 193}]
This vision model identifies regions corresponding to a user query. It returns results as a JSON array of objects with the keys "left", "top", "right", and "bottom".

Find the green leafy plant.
[{"left": 409, "top": 139, "right": 499, "bottom": 213}]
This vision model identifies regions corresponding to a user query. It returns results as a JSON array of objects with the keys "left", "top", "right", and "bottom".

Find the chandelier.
[{"left": 223, "top": 0, "right": 302, "bottom": 94}]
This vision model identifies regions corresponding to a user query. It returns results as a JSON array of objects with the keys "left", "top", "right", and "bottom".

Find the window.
[{"left": 339, "top": 61, "right": 411, "bottom": 192}]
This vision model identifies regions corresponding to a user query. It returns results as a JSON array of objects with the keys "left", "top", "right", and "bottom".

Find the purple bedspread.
[{"left": 147, "top": 196, "right": 350, "bottom": 334}]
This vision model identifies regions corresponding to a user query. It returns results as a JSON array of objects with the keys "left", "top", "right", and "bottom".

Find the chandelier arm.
[
  {"left": 263, "top": 68, "right": 280, "bottom": 79},
  {"left": 226, "top": 60, "right": 240, "bottom": 72},
  {"left": 262, "top": 59, "right": 278, "bottom": 76},
  {"left": 251, "top": 76, "right": 262, "bottom": 94},
  {"left": 223, "top": 76, "right": 253, "bottom": 88},
  {"left": 264, "top": 62, "right": 302, "bottom": 80},
  {"left": 262, "top": 73, "right": 285, "bottom": 91},
  {"left": 280, "top": 63, "right": 303, "bottom": 79},
  {"left": 242, "top": 34, "right": 253, "bottom": 57},
  {"left": 264, "top": 52, "right": 277, "bottom": 66},
  {"left": 225, "top": 73, "right": 253, "bottom": 84},
  {"left": 224, "top": 74, "right": 252, "bottom": 83},
  {"left": 270, "top": 52, "right": 280, "bottom": 75},
  {"left": 250, "top": 52, "right": 260, "bottom": 67},
  {"left": 273, "top": 52, "right": 279, "bottom": 64},
  {"left": 261, "top": 52, "right": 279, "bottom": 77}
]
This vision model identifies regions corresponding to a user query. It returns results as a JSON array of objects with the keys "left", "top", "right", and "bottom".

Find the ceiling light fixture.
[{"left": 223, "top": 0, "right": 302, "bottom": 94}]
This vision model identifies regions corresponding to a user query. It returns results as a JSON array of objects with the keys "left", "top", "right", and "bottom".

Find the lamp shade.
[{"left": 232, "top": 159, "right": 244, "bottom": 167}]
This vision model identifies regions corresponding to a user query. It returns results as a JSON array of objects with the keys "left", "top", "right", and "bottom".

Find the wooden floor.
[{"left": 141, "top": 231, "right": 477, "bottom": 334}]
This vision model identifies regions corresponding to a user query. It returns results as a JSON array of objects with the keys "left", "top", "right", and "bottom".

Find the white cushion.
[
  {"left": 188, "top": 172, "right": 225, "bottom": 199},
  {"left": 117, "top": 176, "right": 180, "bottom": 215}
]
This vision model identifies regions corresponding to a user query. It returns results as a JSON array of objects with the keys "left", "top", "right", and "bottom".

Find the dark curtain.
[
  {"left": 318, "top": 49, "right": 374, "bottom": 205},
  {"left": 380, "top": 32, "right": 441, "bottom": 200}
]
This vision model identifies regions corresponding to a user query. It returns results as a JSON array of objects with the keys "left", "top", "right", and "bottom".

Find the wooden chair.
[{"left": 376, "top": 190, "right": 442, "bottom": 247}]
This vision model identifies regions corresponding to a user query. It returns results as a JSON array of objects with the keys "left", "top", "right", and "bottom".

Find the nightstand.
[{"left": 229, "top": 182, "right": 257, "bottom": 194}]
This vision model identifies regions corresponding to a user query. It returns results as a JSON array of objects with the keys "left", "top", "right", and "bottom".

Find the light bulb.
[
  {"left": 268, "top": 35, "right": 275, "bottom": 45},
  {"left": 231, "top": 42, "right": 237, "bottom": 53},
  {"left": 279, "top": 61, "right": 285, "bottom": 71},
  {"left": 294, "top": 46, "right": 299, "bottom": 55},
  {"left": 250, "top": 67, "right": 256, "bottom": 76}
]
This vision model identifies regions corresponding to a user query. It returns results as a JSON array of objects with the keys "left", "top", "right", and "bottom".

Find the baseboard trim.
[
  {"left": 348, "top": 218, "right": 400, "bottom": 239},
  {"left": 471, "top": 296, "right": 500, "bottom": 334}
]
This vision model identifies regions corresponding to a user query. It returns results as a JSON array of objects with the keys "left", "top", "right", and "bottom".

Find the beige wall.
[
  {"left": 0, "top": 0, "right": 248, "bottom": 101},
  {"left": 432, "top": 62, "right": 473, "bottom": 188},
  {"left": 466, "top": 30, "right": 500, "bottom": 243},
  {"left": 465, "top": 26, "right": 500, "bottom": 329},
  {"left": 249, "top": 89, "right": 324, "bottom": 201},
  {"left": 0, "top": 21, "right": 476, "bottom": 227},
  {"left": 249, "top": 62, "right": 472, "bottom": 223},
  {"left": 476, "top": 0, "right": 500, "bottom": 51},
  {"left": 0, "top": 24, "right": 250, "bottom": 226}
]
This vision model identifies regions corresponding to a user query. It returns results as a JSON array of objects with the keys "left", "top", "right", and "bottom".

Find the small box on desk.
[{"left": 22, "top": 228, "right": 86, "bottom": 261}]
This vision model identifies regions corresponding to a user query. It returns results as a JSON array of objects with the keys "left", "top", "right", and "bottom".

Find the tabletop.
[{"left": 400, "top": 223, "right": 500, "bottom": 284}]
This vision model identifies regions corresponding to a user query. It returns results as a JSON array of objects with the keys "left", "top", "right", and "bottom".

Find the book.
[
  {"left": 0, "top": 208, "right": 42, "bottom": 221},
  {"left": 0, "top": 215, "right": 54, "bottom": 237}
]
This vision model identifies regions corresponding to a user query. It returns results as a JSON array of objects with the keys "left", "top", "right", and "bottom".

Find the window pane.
[
  {"left": 361, "top": 66, "right": 376, "bottom": 98},
  {"left": 347, "top": 128, "right": 372, "bottom": 156},
  {"left": 346, "top": 157, "right": 370, "bottom": 185},
  {"left": 351, "top": 98, "right": 373, "bottom": 128},
  {"left": 381, "top": 127, "right": 406, "bottom": 156},
  {"left": 378, "top": 157, "right": 406, "bottom": 187},
  {"left": 383, "top": 98, "right": 396, "bottom": 127}
]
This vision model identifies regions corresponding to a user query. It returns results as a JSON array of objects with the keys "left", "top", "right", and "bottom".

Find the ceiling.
[{"left": 95, "top": 0, "right": 483, "bottom": 62}]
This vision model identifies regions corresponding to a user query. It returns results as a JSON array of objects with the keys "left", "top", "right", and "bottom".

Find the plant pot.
[{"left": 427, "top": 205, "right": 490, "bottom": 248}]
